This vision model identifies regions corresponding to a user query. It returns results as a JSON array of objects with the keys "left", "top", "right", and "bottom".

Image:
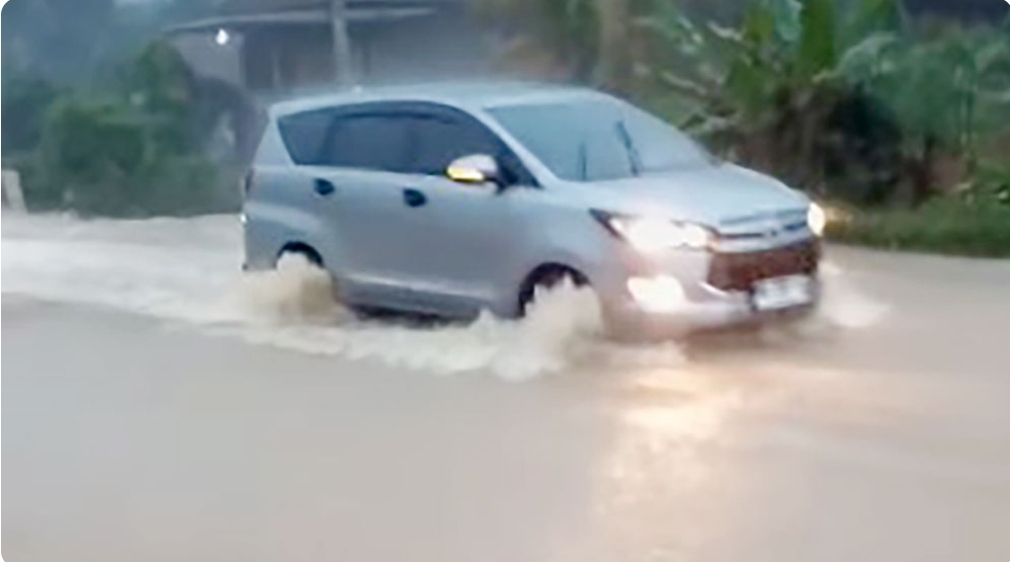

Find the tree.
[{"left": 635, "top": 0, "right": 910, "bottom": 203}]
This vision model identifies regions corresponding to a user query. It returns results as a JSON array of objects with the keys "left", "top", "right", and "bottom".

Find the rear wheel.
[{"left": 277, "top": 243, "right": 323, "bottom": 268}]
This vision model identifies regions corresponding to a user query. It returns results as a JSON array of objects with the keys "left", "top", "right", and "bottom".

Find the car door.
[
  {"left": 395, "top": 106, "right": 535, "bottom": 317},
  {"left": 302, "top": 107, "right": 429, "bottom": 309}
]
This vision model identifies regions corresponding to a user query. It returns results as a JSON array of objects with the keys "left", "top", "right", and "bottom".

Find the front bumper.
[
  {"left": 607, "top": 277, "right": 821, "bottom": 339},
  {"left": 600, "top": 237, "right": 822, "bottom": 339}
]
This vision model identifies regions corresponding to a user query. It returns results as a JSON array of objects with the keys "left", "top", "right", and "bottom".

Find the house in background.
[
  {"left": 166, "top": 0, "right": 499, "bottom": 168},
  {"left": 167, "top": 0, "right": 494, "bottom": 99}
]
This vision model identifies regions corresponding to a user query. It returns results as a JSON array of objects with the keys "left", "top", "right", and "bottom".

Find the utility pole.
[{"left": 330, "top": 0, "right": 354, "bottom": 86}]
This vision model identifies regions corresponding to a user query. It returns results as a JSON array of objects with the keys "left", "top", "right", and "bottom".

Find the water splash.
[
  {"left": 1, "top": 214, "right": 606, "bottom": 380},
  {"left": 818, "top": 260, "right": 891, "bottom": 329},
  {"left": 2, "top": 214, "right": 887, "bottom": 379}
]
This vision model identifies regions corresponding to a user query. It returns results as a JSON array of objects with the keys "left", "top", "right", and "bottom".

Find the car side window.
[
  {"left": 278, "top": 108, "right": 336, "bottom": 165},
  {"left": 409, "top": 116, "right": 501, "bottom": 176},
  {"left": 280, "top": 103, "right": 536, "bottom": 184},
  {"left": 320, "top": 113, "right": 412, "bottom": 173},
  {"left": 407, "top": 109, "right": 535, "bottom": 187}
]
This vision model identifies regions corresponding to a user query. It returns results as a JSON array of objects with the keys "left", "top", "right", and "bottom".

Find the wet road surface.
[{"left": 3, "top": 214, "right": 1009, "bottom": 562}]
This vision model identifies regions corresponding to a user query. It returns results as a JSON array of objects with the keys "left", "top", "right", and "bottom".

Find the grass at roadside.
[{"left": 826, "top": 197, "right": 1010, "bottom": 258}]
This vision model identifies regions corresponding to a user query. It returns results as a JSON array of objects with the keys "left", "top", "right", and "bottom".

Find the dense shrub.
[
  {"left": 633, "top": 0, "right": 1010, "bottom": 208},
  {"left": 20, "top": 98, "right": 222, "bottom": 216},
  {"left": 8, "top": 41, "right": 236, "bottom": 217},
  {"left": 827, "top": 197, "right": 1010, "bottom": 257},
  {"left": 634, "top": 0, "right": 911, "bottom": 205}
]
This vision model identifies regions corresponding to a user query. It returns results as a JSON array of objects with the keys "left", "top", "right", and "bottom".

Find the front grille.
[{"left": 708, "top": 240, "right": 820, "bottom": 292}]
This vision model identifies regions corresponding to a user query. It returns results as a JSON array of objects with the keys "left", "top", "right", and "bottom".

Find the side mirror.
[{"left": 446, "top": 154, "right": 503, "bottom": 189}]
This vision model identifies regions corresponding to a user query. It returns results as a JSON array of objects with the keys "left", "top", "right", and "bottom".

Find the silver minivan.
[{"left": 243, "top": 82, "right": 825, "bottom": 337}]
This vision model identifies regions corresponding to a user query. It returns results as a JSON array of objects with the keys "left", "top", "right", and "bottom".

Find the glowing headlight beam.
[
  {"left": 607, "top": 216, "right": 712, "bottom": 252},
  {"left": 807, "top": 203, "right": 827, "bottom": 237}
]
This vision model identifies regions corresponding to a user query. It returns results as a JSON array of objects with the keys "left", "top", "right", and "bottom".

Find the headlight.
[
  {"left": 807, "top": 203, "right": 826, "bottom": 237},
  {"left": 593, "top": 211, "right": 713, "bottom": 251}
]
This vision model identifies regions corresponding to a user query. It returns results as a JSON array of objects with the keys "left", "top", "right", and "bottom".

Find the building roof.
[
  {"left": 168, "top": 0, "right": 463, "bottom": 34},
  {"left": 167, "top": 5, "right": 434, "bottom": 33}
]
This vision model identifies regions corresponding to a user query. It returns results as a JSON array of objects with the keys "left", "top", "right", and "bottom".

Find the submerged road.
[{"left": 3, "top": 214, "right": 1009, "bottom": 562}]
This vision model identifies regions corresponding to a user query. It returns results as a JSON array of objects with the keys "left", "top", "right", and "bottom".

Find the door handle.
[
  {"left": 314, "top": 179, "right": 336, "bottom": 196},
  {"left": 402, "top": 188, "right": 427, "bottom": 208}
]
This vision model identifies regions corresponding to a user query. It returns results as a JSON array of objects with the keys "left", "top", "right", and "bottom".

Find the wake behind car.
[{"left": 242, "top": 82, "right": 825, "bottom": 338}]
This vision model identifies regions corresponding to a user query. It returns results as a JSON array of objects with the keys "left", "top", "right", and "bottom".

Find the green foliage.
[
  {"left": 637, "top": 0, "right": 908, "bottom": 204},
  {"left": 11, "top": 41, "right": 229, "bottom": 217},
  {"left": 21, "top": 96, "right": 221, "bottom": 217},
  {"left": 827, "top": 195, "right": 1010, "bottom": 257},
  {"left": 842, "top": 25, "right": 1010, "bottom": 158},
  {"left": 843, "top": 0, "right": 906, "bottom": 48},
  {"left": 971, "top": 160, "right": 1010, "bottom": 206},
  {"left": 42, "top": 100, "right": 148, "bottom": 180},
  {"left": 129, "top": 41, "right": 196, "bottom": 116},
  {"left": 796, "top": 0, "right": 837, "bottom": 78},
  {"left": 126, "top": 41, "right": 200, "bottom": 154}
]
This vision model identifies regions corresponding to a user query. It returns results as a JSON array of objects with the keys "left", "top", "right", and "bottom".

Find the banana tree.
[
  {"left": 840, "top": 23, "right": 1010, "bottom": 200},
  {"left": 637, "top": 0, "right": 903, "bottom": 127},
  {"left": 635, "top": 0, "right": 908, "bottom": 201}
]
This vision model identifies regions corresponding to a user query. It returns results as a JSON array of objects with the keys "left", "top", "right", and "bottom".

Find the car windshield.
[{"left": 487, "top": 98, "right": 715, "bottom": 182}]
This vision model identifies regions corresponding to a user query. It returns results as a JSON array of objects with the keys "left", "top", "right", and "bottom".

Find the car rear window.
[{"left": 277, "top": 108, "right": 335, "bottom": 165}]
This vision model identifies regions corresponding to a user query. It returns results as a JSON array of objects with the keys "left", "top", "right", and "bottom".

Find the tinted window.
[
  {"left": 278, "top": 108, "right": 334, "bottom": 165},
  {"left": 410, "top": 116, "right": 501, "bottom": 176},
  {"left": 280, "top": 103, "right": 536, "bottom": 185},
  {"left": 322, "top": 114, "right": 412, "bottom": 173},
  {"left": 488, "top": 99, "right": 713, "bottom": 182}
]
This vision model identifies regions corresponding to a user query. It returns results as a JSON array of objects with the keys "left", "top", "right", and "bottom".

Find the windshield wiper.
[
  {"left": 615, "top": 121, "right": 642, "bottom": 176},
  {"left": 578, "top": 141, "right": 588, "bottom": 182}
]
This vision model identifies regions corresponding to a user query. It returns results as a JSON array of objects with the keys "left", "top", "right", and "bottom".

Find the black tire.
[
  {"left": 518, "top": 265, "right": 588, "bottom": 316},
  {"left": 277, "top": 243, "right": 323, "bottom": 268}
]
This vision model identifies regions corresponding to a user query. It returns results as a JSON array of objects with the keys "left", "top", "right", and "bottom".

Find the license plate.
[{"left": 752, "top": 275, "right": 813, "bottom": 311}]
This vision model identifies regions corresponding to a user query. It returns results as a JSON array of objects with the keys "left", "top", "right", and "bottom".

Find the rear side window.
[
  {"left": 321, "top": 114, "right": 412, "bottom": 173},
  {"left": 277, "top": 108, "right": 334, "bottom": 165}
]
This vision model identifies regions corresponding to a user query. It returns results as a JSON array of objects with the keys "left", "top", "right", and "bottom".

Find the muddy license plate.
[{"left": 752, "top": 275, "right": 813, "bottom": 311}]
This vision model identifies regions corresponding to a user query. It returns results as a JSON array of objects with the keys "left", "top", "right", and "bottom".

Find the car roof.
[{"left": 267, "top": 81, "right": 609, "bottom": 118}]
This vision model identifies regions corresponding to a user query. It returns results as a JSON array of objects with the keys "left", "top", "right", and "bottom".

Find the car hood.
[{"left": 574, "top": 164, "right": 810, "bottom": 233}]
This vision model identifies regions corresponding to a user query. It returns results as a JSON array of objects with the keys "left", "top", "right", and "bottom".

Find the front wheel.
[{"left": 518, "top": 266, "right": 589, "bottom": 317}]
